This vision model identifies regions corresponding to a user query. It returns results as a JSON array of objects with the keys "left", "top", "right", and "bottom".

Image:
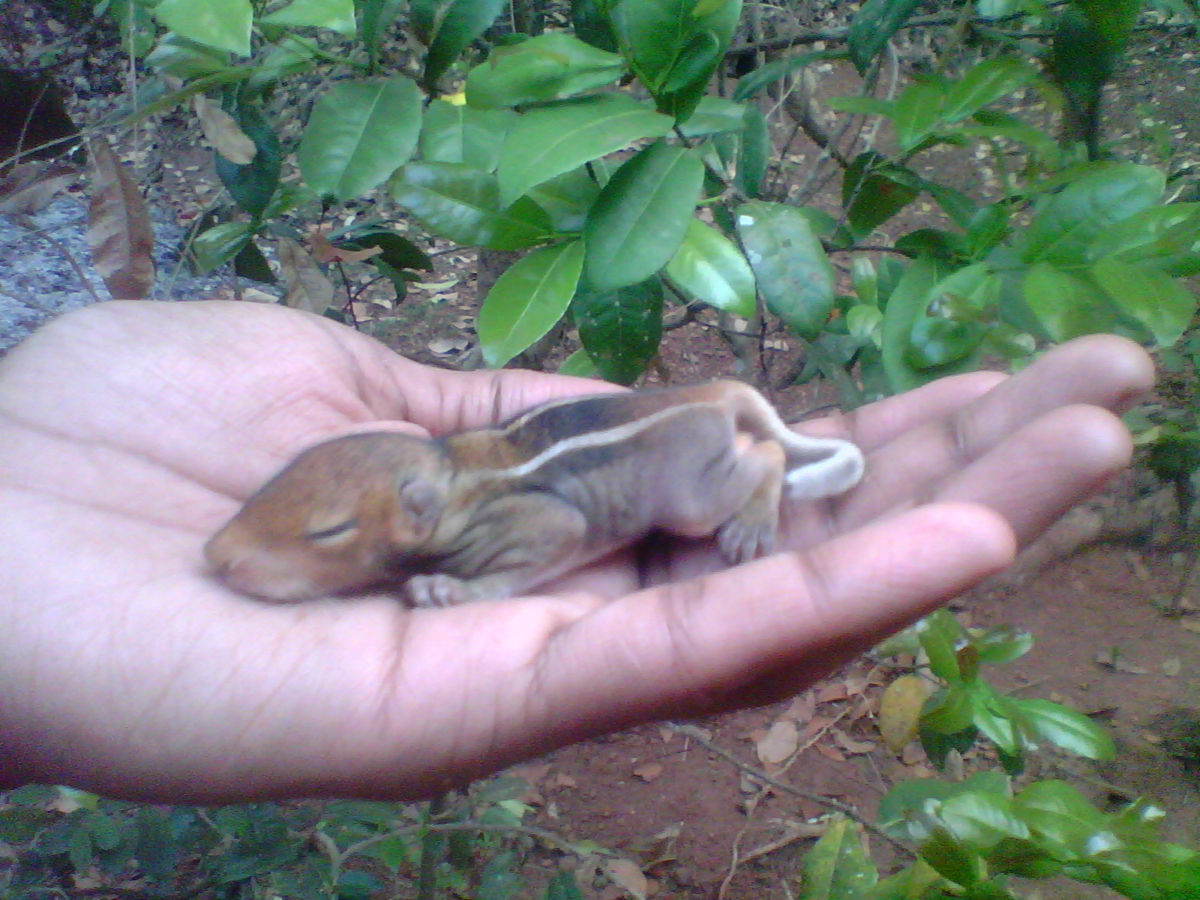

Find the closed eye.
[{"left": 305, "top": 519, "right": 360, "bottom": 546}]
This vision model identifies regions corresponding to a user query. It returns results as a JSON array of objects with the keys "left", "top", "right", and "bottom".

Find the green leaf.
[
  {"left": 894, "top": 82, "right": 946, "bottom": 154},
  {"left": 393, "top": 161, "right": 552, "bottom": 250},
  {"left": 609, "top": 0, "right": 742, "bottom": 119},
  {"left": 880, "top": 258, "right": 938, "bottom": 392},
  {"left": 299, "top": 75, "right": 422, "bottom": 201},
  {"left": 476, "top": 851, "right": 520, "bottom": 900},
  {"left": 557, "top": 347, "right": 598, "bottom": 377},
  {"left": 1021, "top": 163, "right": 1166, "bottom": 266},
  {"left": 1009, "top": 698, "right": 1116, "bottom": 760},
  {"left": 571, "top": 0, "right": 618, "bottom": 53},
  {"left": 146, "top": 33, "right": 231, "bottom": 79},
  {"left": 676, "top": 97, "right": 747, "bottom": 137},
  {"left": 799, "top": 816, "right": 879, "bottom": 898},
  {"left": 965, "top": 205, "right": 1010, "bottom": 257},
  {"left": 846, "top": 0, "right": 923, "bottom": 75},
  {"left": 1022, "top": 262, "right": 1118, "bottom": 342},
  {"left": 411, "top": 0, "right": 506, "bottom": 87},
  {"left": 843, "top": 153, "right": 921, "bottom": 239},
  {"left": 732, "top": 49, "right": 846, "bottom": 101},
  {"left": 261, "top": 0, "right": 357, "bottom": 36},
  {"left": 736, "top": 200, "right": 834, "bottom": 338},
  {"left": 664, "top": 219, "right": 755, "bottom": 316},
  {"left": 214, "top": 95, "right": 281, "bottom": 220},
  {"left": 970, "top": 627, "right": 1032, "bottom": 665},
  {"left": 419, "top": 100, "right": 514, "bottom": 172},
  {"left": 360, "top": 0, "right": 405, "bottom": 62},
  {"left": 338, "top": 229, "right": 434, "bottom": 271},
  {"left": 1012, "top": 780, "right": 1105, "bottom": 854},
  {"left": 465, "top": 33, "right": 625, "bottom": 109},
  {"left": 737, "top": 103, "right": 769, "bottom": 198},
  {"left": 234, "top": 239, "right": 275, "bottom": 284},
  {"left": 525, "top": 168, "right": 600, "bottom": 233},
  {"left": 939, "top": 791, "right": 1030, "bottom": 847},
  {"left": 826, "top": 95, "right": 895, "bottom": 117},
  {"left": 477, "top": 241, "right": 584, "bottom": 367},
  {"left": 1087, "top": 203, "right": 1200, "bottom": 276},
  {"left": 921, "top": 827, "right": 979, "bottom": 886},
  {"left": 583, "top": 141, "right": 704, "bottom": 291},
  {"left": 544, "top": 869, "right": 586, "bottom": 900},
  {"left": 497, "top": 93, "right": 673, "bottom": 206},
  {"left": 572, "top": 277, "right": 664, "bottom": 384},
  {"left": 153, "top": 0, "right": 252, "bottom": 56},
  {"left": 905, "top": 318, "right": 987, "bottom": 370},
  {"left": 895, "top": 228, "right": 967, "bottom": 263},
  {"left": 1092, "top": 257, "right": 1197, "bottom": 347},
  {"left": 942, "top": 58, "right": 1037, "bottom": 123},
  {"left": 1073, "top": 0, "right": 1141, "bottom": 46},
  {"left": 192, "top": 221, "right": 252, "bottom": 274}
]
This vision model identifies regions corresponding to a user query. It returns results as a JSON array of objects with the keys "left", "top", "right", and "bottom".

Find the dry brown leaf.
[
  {"left": 507, "top": 763, "right": 551, "bottom": 788},
  {"left": 833, "top": 732, "right": 877, "bottom": 755},
  {"left": 428, "top": 337, "right": 470, "bottom": 355},
  {"left": 193, "top": 95, "right": 256, "bottom": 165},
  {"left": 901, "top": 743, "right": 926, "bottom": 766},
  {"left": 814, "top": 742, "right": 846, "bottom": 762},
  {"left": 799, "top": 715, "right": 833, "bottom": 742},
  {"left": 755, "top": 720, "right": 799, "bottom": 766},
  {"left": 878, "top": 674, "right": 934, "bottom": 752},
  {"left": 632, "top": 763, "right": 663, "bottom": 782},
  {"left": 277, "top": 237, "right": 334, "bottom": 315},
  {"left": 632, "top": 824, "right": 680, "bottom": 869},
  {"left": 308, "top": 232, "right": 384, "bottom": 264},
  {"left": 603, "top": 858, "right": 648, "bottom": 900},
  {"left": 549, "top": 773, "right": 576, "bottom": 789},
  {"left": 656, "top": 725, "right": 675, "bottom": 743},
  {"left": 0, "top": 160, "right": 78, "bottom": 215},
  {"left": 1181, "top": 619, "right": 1200, "bottom": 635},
  {"left": 816, "top": 682, "right": 849, "bottom": 703},
  {"left": 86, "top": 136, "right": 155, "bottom": 299},
  {"left": 779, "top": 692, "right": 817, "bottom": 722}
]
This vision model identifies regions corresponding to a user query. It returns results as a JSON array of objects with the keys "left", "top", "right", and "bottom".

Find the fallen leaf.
[
  {"left": 277, "top": 237, "right": 334, "bottom": 315},
  {"left": 240, "top": 287, "right": 278, "bottom": 303},
  {"left": 1095, "top": 649, "right": 1149, "bottom": 674},
  {"left": 814, "top": 743, "right": 845, "bottom": 762},
  {"left": 632, "top": 824, "right": 680, "bottom": 869},
  {"left": 428, "top": 337, "right": 470, "bottom": 354},
  {"left": 86, "top": 136, "right": 155, "bottom": 299},
  {"left": 632, "top": 763, "right": 663, "bottom": 782},
  {"left": 780, "top": 692, "right": 816, "bottom": 722},
  {"left": 817, "top": 683, "right": 848, "bottom": 703},
  {"left": 603, "top": 858, "right": 648, "bottom": 900},
  {"left": 308, "top": 232, "right": 383, "bottom": 264},
  {"left": 549, "top": 773, "right": 576, "bottom": 789},
  {"left": 901, "top": 743, "right": 926, "bottom": 765},
  {"left": 878, "top": 674, "right": 933, "bottom": 752},
  {"left": 0, "top": 160, "right": 78, "bottom": 215},
  {"left": 193, "top": 94, "right": 256, "bottom": 165},
  {"left": 833, "top": 732, "right": 877, "bottom": 755},
  {"left": 799, "top": 715, "right": 833, "bottom": 742},
  {"left": 412, "top": 278, "right": 458, "bottom": 290},
  {"left": 755, "top": 720, "right": 800, "bottom": 766}
]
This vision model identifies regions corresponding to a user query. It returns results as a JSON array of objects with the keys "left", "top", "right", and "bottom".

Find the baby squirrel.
[{"left": 205, "top": 380, "right": 865, "bottom": 606}]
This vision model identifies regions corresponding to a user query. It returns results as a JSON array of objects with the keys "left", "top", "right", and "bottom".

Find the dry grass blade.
[
  {"left": 86, "top": 136, "right": 155, "bottom": 299},
  {"left": 0, "top": 160, "right": 79, "bottom": 215}
]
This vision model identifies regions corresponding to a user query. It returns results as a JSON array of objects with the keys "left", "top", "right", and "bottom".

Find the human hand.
[{"left": 0, "top": 301, "right": 1151, "bottom": 802}]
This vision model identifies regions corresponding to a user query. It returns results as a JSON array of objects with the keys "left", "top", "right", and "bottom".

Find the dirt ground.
[{"left": 2, "top": 5, "right": 1200, "bottom": 900}]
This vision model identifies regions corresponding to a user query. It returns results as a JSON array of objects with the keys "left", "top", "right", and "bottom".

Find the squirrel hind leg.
[{"left": 783, "top": 441, "right": 864, "bottom": 499}]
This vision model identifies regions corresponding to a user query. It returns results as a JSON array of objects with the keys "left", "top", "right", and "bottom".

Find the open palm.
[{"left": 0, "top": 300, "right": 1150, "bottom": 802}]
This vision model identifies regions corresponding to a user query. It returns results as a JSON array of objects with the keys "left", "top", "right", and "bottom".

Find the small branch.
[{"left": 669, "top": 723, "right": 916, "bottom": 859}]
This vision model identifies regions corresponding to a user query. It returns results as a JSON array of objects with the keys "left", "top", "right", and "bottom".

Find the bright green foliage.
[
  {"left": 298, "top": 76, "right": 422, "bottom": 201},
  {"left": 153, "top": 0, "right": 251, "bottom": 55},
  {"left": 583, "top": 141, "right": 705, "bottom": 291},
  {"left": 799, "top": 815, "right": 879, "bottom": 898},
  {"left": 572, "top": 277, "right": 665, "bottom": 384},
  {"left": 477, "top": 241, "right": 585, "bottom": 367},
  {"left": 259, "top": 0, "right": 356, "bottom": 36},
  {"left": 419, "top": 100, "right": 514, "bottom": 171},
  {"left": 665, "top": 219, "right": 756, "bottom": 317},
  {"left": 410, "top": 0, "right": 505, "bottom": 87},
  {"left": 465, "top": 32, "right": 626, "bottom": 109},
  {"left": 846, "top": 0, "right": 923, "bottom": 75}
]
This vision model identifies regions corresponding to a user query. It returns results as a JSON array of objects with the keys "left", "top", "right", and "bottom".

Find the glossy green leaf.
[
  {"left": 261, "top": 0, "right": 356, "bottom": 35},
  {"left": 737, "top": 103, "right": 769, "bottom": 199},
  {"left": 918, "top": 609, "right": 965, "bottom": 682},
  {"left": 1012, "top": 780, "right": 1105, "bottom": 853},
  {"left": 478, "top": 241, "right": 585, "bottom": 367},
  {"left": 895, "top": 228, "right": 967, "bottom": 262},
  {"left": 905, "top": 318, "right": 988, "bottom": 370},
  {"left": 942, "top": 58, "right": 1037, "bottom": 123},
  {"left": 338, "top": 229, "right": 434, "bottom": 271},
  {"left": 851, "top": 257, "right": 877, "bottom": 305},
  {"left": 557, "top": 348, "right": 598, "bottom": 377},
  {"left": 233, "top": 239, "right": 275, "bottom": 284},
  {"left": 420, "top": 100, "right": 515, "bottom": 171},
  {"left": 572, "top": 277, "right": 664, "bottom": 384},
  {"left": 970, "top": 627, "right": 1033, "bottom": 665},
  {"left": 465, "top": 33, "right": 625, "bottom": 109},
  {"left": 966, "top": 205, "right": 1010, "bottom": 257},
  {"left": 732, "top": 49, "right": 846, "bottom": 101},
  {"left": 1010, "top": 698, "right": 1115, "bottom": 760},
  {"left": 664, "top": 219, "right": 755, "bottom": 316},
  {"left": 800, "top": 816, "right": 879, "bottom": 898},
  {"left": 736, "top": 200, "right": 834, "bottom": 338},
  {"left": 1093, "top": 257, "right": 1197, "bottom": 347},
  {"left": 525, "top": 168, "right": 600, "bottom": 233},
  {"left": 939, "top": 791, "right": 1030, "bottom": 847},
  {"left": 894, "top": 82, "right": 946, "bottom": 154},
  {"left": 393, "top": 161, "right": 552, "bottom": 250},
  {"left": 146, "top": 33, "right": 231, "bottom": 79},
  {"left": 246, "top": 41, "right": 317, "bottom": 95},
  {"left": 924, "top": 181, "right": 978, "bottom": 229},
  {"left": 192, "top": 221, "right": 251, "bottom": 274},
  {"left": 497, "top": 94, "right": 673, "bottom": 206},
  {"left": 1021, "top": 163, "right": 1165, "bottom": 266},
  {"left": 1022, "top": 262, "right": 1118, "bottom": 342},
  {"left": 843, "top": 153, "right": 921, "bottom": 239},
  {"left": 921, "top": 827, "right": 979, "bottom": 886},
  {"left": 1087, "top": 203, "right": 1200, "bottom": 276},
  {"left": 299, "top": 75, "right": 422, "bottom": 200},
  {"left": 826, "top": 95, "right": 895, "bottom": 117},
  {"left": 880, "top": 258, "right": 938, "bottom": 392},
  {"left": 411, "top": 0, "right": 506, "bottom": 87},
  {"left": 214, "top": 96, "right": 281, "bottom": 220},
  {"left": 608, "top": 0, "right": 742, "bottom": 119},
  {"left": 847, "top": 0, "right": 923, "bottom": 75},
  {"left": 677, "top": 97, "right": 747, "bottom": 137},
  {"left": 583, "top": 142, "right": 704, "bottom": 291},
  {"left": 153, "top": 0, "right": 251, "bottom": 56},
  {"left": 360, "top": 0, "right": 405, "bottom": 61},
  {"left": 571, "top": 0, "right": 618, "bottom": 52}
]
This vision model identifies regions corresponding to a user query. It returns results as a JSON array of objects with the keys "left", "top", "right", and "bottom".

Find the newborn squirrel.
[{"left": 205, "top": 380, "right": 865, "bottom": 606}]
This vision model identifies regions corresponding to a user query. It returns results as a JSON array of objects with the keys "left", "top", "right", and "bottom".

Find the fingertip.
[{"left": 1053, "top": 335, "right": 1157, "bottom": 412}]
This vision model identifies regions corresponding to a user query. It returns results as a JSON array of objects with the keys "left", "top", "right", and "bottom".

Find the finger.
[
  {"left": 535, "top": 503, "right": 1015, "bottom": 734},
  {"left": 837, "top": 335, "right": 1151, "bottom": 524}
]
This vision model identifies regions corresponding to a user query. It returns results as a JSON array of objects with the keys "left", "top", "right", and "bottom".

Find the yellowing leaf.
[
  {"left": 879, "top": 674, "right": 934, "bottom": 752},
  {"left": 755, "top": 719, "right": 800, "bottom": 766},
  {"left": 193, "top": 95, "right": 256, "bottom": 165}
]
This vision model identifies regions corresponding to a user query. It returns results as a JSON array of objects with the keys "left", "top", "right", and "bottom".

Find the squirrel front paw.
[{"left": 406, "top": 574, "right": 474, "bottom": 607}]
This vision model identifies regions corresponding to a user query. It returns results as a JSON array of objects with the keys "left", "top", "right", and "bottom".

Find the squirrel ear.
[{"left": 394, "top": 478, "right": 442, "bottom": 541}]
